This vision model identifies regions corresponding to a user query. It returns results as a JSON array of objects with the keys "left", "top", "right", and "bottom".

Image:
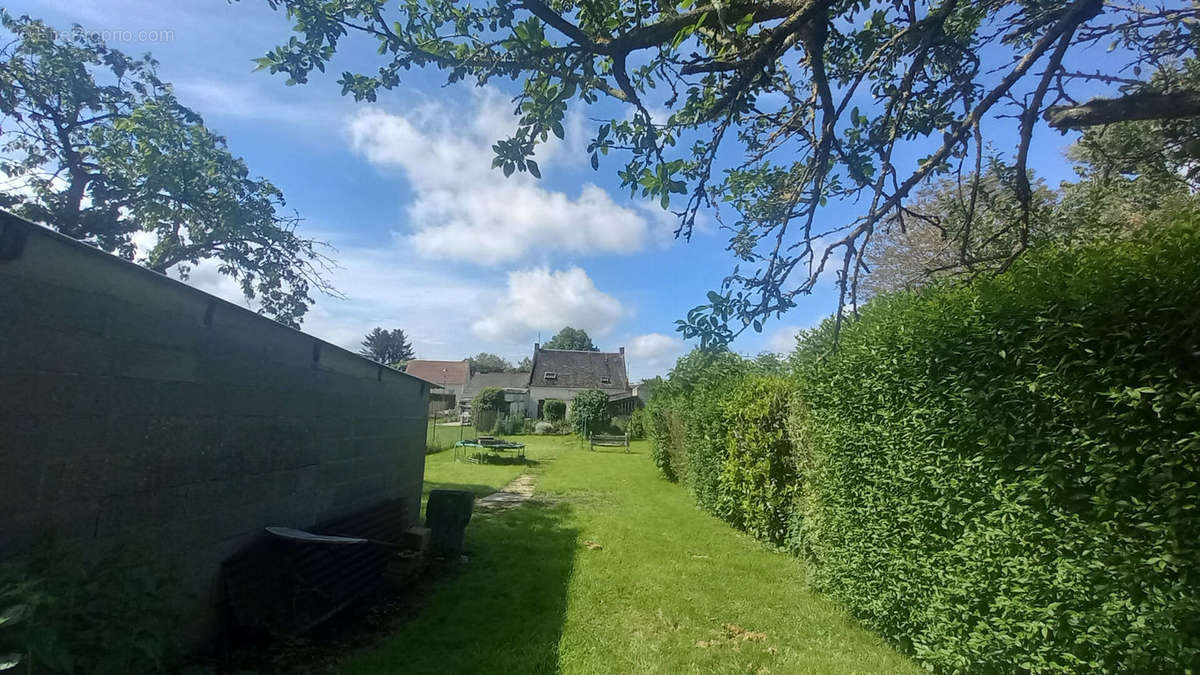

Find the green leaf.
[{"left": 526, "top": 159, "right": 541, "bottom": 179}]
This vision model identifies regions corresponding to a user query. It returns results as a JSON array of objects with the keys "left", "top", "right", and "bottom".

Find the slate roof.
[
  {"left": 462, "top": 371, "right": 531, "bottom": 397},
  {"left": 529, "top": 347, "right": 629, "bottom": 390},
  {"left": 404, "top": 359, "right": 469, "bottom": 387}
]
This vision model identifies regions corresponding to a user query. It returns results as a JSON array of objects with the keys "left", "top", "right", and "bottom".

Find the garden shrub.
[
  {"left": 471, "top": 387, "right": 507, "bottom": 432},
  {"left": 789, "top": 220, "right": 1200, "bottom": 672},
  {"left": 627, "top": 407, "right": 647, "bottom": 440},
  {"left": 543, "top": 398, "right": 566, "bottom": 422},
  {"left": 534, "top": 421, "right": 554, "bottom": 434},
  {"left": 716, "top": 375, "right": 798, "bottom": 546},
  {"left": 647, "top": 350, "right": 756, "bottom": 511},
  {"left": 568, "top": 389, "right": 611, "bottom": 436},
  {"left": 0, "top": 545, "right": 180, "bottom": 674},
  {"left": 646, "top": 400, "right": 684, "bottom": 481}
]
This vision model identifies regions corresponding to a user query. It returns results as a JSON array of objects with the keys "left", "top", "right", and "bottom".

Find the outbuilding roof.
[
  {"left": 463, "top": 371, "right": 531, "bottom": 397},
  {"left": 404, "top": 359, "right": 470, "bottom": 387}
]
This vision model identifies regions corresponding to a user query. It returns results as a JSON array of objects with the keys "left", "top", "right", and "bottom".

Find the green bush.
[
  {"left": 568, "top": 389, "right": 611, "bottom": 436},
  {"left": 471, "top": 387, "right": 507, "bottom": 432},
  {"left": 789, "top": 220, "right": 1200, "bottom": 671},
  {"left": 716, "top": 375, "right": 798, "bottom": 546},
  {"left": 646, "top": 400, "right": 684, "bottom": 481},
  {"left": 627, "top": 408, "right": 647, "bottom": 440},
  {"left": 0, "top": 546, "right": 180, "bottom": 674},
  {"left": 646, "top": 350, "right": 755, "bottom": 510},
  {"left": 471, "top": 387, "right": 507, "bottom": 414},
  {"left": 543, "top": 399, "right": 566, "bottom": 422}
]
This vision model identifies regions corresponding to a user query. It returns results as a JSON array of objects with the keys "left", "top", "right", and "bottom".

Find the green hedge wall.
[
  {"left": 647, "top": 220, "right": 1200, "bottom": 671},
  {"left": 794, "top": 222, "right": 1200, "bottom": 671},
  {"left": 716, "top": 375, "right": 797, "bottom": 546},
  {"left": 646, "top": 350, "right": 756, "bottom": 510}
]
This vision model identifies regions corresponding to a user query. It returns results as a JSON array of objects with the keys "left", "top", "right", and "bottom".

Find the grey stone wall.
[{"left": 0, "top": 212, "right": 428, "bottom": 642}]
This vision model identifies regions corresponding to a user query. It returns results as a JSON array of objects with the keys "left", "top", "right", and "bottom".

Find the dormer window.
[
  {"left": 600, "top": 376, "right": 611, "bottom": 385},
  {"left": 543, "top": 371, "right": 558, "bottom": 381}
]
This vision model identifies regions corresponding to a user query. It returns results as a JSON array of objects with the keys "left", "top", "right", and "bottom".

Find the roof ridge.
[{"left": 538, "top": 347, "right": 622, "bottom": 355}]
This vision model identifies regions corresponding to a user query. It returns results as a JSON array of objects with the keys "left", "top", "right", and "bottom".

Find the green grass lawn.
[{"left": 343, "top": 435, "right": 916, "bottom": 674}]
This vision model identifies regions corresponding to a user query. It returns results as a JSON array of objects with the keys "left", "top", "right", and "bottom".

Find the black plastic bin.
[{"left": 425, "top": 489, "right": 474, "bottom": 556}]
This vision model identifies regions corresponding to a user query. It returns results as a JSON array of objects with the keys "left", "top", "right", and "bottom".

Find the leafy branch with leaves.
[
  {"left": 254, "top": 0, "right": 1198, "bottom": 343},
  {"left": 0, "top": 11, "right": 340, "bottom": 326}
]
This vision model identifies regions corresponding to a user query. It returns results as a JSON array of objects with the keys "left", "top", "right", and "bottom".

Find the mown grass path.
[{"left": 341, "top": 436, "right": 916, "bottom": 674}]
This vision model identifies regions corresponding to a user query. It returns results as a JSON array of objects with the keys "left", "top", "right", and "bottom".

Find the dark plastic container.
[{"left": 425, "top": 489, "right": 474, "bottom": 556}]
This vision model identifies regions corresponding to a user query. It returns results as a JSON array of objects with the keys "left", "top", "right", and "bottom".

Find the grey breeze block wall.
[{"left": 0, "top": 211, "right": 429, "bottom": 641}]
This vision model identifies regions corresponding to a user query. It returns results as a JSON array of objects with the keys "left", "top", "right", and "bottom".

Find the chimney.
[{"left": 619, "top": 346, "right": 625, "bottom": 356}]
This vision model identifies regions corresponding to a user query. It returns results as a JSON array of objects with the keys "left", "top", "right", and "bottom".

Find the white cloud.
[
  {"left": 164, "top": 233, "right": 494, "bottom": 360},
  {"left": 472, "top": 266, "right": 625, "bottom": 343},
  {"left": 173, "top": 78, "right": 346, "bottom": 129},
  {"left": 345, "top": 88, "right": 664, "bottom": 263},
  {"left": 626, "top": 332, "right": 687, "bottom": 380},
  {"left": 766, "top": 326, "right": 805, "bottom": 354},
  {"left": 765, "top": 312, "right": 833, "bottom": 354}
]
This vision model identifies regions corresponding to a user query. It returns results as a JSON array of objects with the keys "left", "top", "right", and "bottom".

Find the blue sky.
[{"left": 14, "top": 0, "right": 1095, "bottom": 379}]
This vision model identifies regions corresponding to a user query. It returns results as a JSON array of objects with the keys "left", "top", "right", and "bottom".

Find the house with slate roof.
[{"left": 525, "top": 343, "right": 634, "bottom": 418}]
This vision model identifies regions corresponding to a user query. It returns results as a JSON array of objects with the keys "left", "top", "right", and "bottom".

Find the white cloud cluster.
[
  {"left": 345, "top": 89, "right": 659, "bottom": 263},
  {"left": 626, "top": 332, "right": 687, "bottom": 380},
  {"left": 472, "top": 266, "right": 626, "bottom": 343}
]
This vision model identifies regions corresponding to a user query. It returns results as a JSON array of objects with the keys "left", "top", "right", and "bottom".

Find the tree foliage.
[
  {"left": 0, "top": 12, "right": 336, "bottom": 326},
  {"left": 468, "top": 352, "right": 512, "bottom": 373},
  {"left": 257, "top": 0, "right": 1198, "bottom": 341},
  {"left": 359, "top": 327, "right": 415, "bottom": 366},
  {"left": 543, "top": 326, "right": 597, "bottom": 351},
  {"left": 862, "top": 158, "right": 1056, "bottom": 296}
]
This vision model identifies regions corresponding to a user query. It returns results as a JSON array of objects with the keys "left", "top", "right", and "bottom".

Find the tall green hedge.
[
  {"left": 796, "top": 222, "right": 1200, "bottom": 671},
  {"left": 647, "top": 219, "right": 1200, "bottom": 671},
  {"left": 646, "top": 350, "right": 755, "bottom": 511},
  {"left": 717, "top": 375, "right": 797, "bottom": 546}
]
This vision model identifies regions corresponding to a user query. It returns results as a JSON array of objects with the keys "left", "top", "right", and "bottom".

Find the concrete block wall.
[{"left": 0, "top": 212, "right": 428, "bottom": 642}]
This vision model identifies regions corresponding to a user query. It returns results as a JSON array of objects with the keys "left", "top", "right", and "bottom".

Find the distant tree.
[
  {"left": 469, "top": 352, "right": 512, "bottom": 374},
  {"left": 0, "top": 12, "right": 335, "bottom": 326},
  {"left": 359, "top": 327, "right": 414, "bottom": 366},
  {"left": 544, "top": 327, "right": 598, "bottom": 351},
  {"left": 862, "top": 159, "right": 1055, "bottom": 297},
  {"left": 512, "top": 356, "right": 534, "bottom": 372}
]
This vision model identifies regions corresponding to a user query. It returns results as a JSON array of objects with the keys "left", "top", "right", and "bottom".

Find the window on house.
[
  {"left": 543, "top": 371, "right": 557, "bottom": 381},
  {"left": 600, "top": 376, "right": 611, "bottom": 385}
]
